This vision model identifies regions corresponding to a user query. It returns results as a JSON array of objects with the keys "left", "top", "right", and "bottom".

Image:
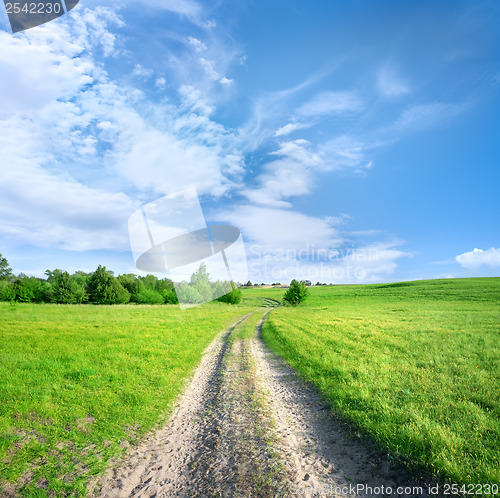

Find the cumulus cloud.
[
  {"left": 456, "top": 248, "right": 500, "bottom": 269},
  {"left": 0, "top": 7, "right": 244, "bottom": 251}
]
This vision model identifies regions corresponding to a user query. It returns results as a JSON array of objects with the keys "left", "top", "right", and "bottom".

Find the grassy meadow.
[
  {"left": 262, "top": 278, "right": 500, "bottom": 486},
  {"left": 0, "top": 299, "right": 259, "bottom": 496},
  {"left": 1, "top": 279, "right": 499, "bottom": 495}
]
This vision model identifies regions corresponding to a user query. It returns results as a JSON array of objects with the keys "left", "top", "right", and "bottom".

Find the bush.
[
  {"left": 0, "top": 280, "right": 15, "bottom": 301},
  {"left": 217, "top": 288, "right": 242, "bottom": 304},
  {"left": 133, "top": 288, "right": 165, "bottom": 304},
  {"left": 163, "top": 288, "right": 179, "bottom": 304},
  {"left": 282, "top": 279, "right": 309, "bottom": 306},
  {"left": 13, "top": 278, "right": 35, "bottom": 302}
]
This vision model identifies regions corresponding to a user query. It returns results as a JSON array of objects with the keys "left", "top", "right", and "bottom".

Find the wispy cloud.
[
  {"left": 242, "top": 139, "right": 323, "bottom": 207},
  {"left": 390, "top": 102, "right": 468, "bottom": 134},
  {"left": 188, "top": 35, "right": 207, "bottom": 52},
  {"left": 243, "top": 134, "right": 373, "bottom": 208},
  {"left": 126, "top": 0, "right": 203, "bottom": 23},
  {"left": 377, "top": 66, "right": 411, "bottom": 98},
  {"left": 274, "top": 122, "right": 312, "bottom": 137},
  {"left": 297, "top": 91, "right": 364, "bottom": 117},
  {"left": 215, "top": 204, "right": 410, "bottom": 283}
]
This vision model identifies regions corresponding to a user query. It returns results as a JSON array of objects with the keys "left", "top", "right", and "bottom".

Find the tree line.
[{"left": 0, "top": 253, "right": 241, "bottom": 305}]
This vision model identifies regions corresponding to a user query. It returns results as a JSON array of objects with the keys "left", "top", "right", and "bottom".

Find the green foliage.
[
  {"left": 48, "top": 270, "right": 87, "bottom": 304},
  {"left": 262, "top": 278, "right": 500, "bottom": 486},
  {"left": 217, "top": 288, "right": 242, "bottom": 304},
  {"left": 133, "top": 288, "right": 165, "bottom": 304},
  {"left": 118, "top": 274, "right": 144, "bottom": 297},
  {"left": 0, "top": 280, "right": 15, "bottom": 301},
  {"left": 0, "top": 252, "right": 12, "bottom": 280},
  {"left": 282, "top": 279, "right": 309, "bottom": 306},
  {"left": 87, "top": 266, "right": 130, "bottom": 305},
  {"left": 162, "top": 288, "right": 179, "bottom": 304},
  {"left": 176, "top": 283, "right": 202, "bottom": 304},
  {"left": 12, "top": 278, "right": 35, "bottom": 302}
]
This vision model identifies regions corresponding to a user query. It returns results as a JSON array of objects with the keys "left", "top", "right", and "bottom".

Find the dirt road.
[{"left": 92, "top": 306, "right": 431, "bottom": 497}]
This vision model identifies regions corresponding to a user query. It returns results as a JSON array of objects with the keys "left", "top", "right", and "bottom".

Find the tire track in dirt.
[{"left": 93, "top": 305, "right": 436, "bottom": 498}]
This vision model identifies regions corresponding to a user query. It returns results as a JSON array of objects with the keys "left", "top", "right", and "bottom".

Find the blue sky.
[{"left": 0, "top": 0, "right": 499, "bottom": 284}]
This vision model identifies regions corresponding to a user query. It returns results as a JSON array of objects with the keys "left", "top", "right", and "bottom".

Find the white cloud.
[
  {"left": 199, "top": 57, "right": 233, "bottom": 85},
  {"left": 126, "top": 0, "right": 202, "bottom": 21},
  {"left": 155, "top": 77, "right": 167, "bottom": 90},
  {"left": 0, "top": 7, "right": 245, "bottom": 252},
  {"left": 297, "top": 91, "right": 364, "bottom": 117},
  {"left": 115, "top": 127, "right": 239, "bottom": 197},
  {"left": 0, "top": 122, "right": 137, "bottom": 250},
  {"left": 377, "top": 66, "right": 410, "bottom": 98},
  {"left": 188, "top": 35, "right": 207, "bottom": 52},
  {"left": 320, "top": 136, "right": 373, "bottom": 172},
  {"left": 274, "top": 122, "right": 312, "bottom": 137},
  {"left": 243, "top": 140, "right": 323, "bottom": 207},
  {"left": 456, "top": 248, "right": 500, "bottom": 269},
  {"left": 132, "top": 64, "right": 153, "bottom": 80},
  {"left": 243, "top": 135, "right": 373, "bottom": 207},
  {"left": 391, "top": 102, "right": 467, "bottom": 133},
  {"left": 215, "top": 205, "right": 409, "bottom": 284}
]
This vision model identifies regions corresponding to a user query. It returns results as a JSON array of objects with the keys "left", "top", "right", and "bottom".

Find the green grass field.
[
  {"left": 0, "top": 299, "right": 259, "bottom": 496},
  {"left": 1, "top": 279, "right": 499, "bottom": 495},
  {"left": 262, "top": 278, "right": 500, "bottom": 486}
]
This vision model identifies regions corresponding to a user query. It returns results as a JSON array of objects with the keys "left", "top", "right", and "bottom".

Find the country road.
[{"left": 92, "top": 304, "right": 432, "bottom": 498}]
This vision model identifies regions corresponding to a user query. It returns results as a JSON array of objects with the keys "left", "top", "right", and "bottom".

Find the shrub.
[
  {"left": 217, "top": 288, "right": 242, "bottom": 304},
  {"left": 133, "top": 288, "right": 165, "bottom": 305},
  {"left": 282, "top": 279, "right": 309, "bottom": 306},
  {"left": 0, "top": 280, "right": 15, "bottom": 301},
  {"left": 163, "top": 288, "right": 179, "bottom": 304}
]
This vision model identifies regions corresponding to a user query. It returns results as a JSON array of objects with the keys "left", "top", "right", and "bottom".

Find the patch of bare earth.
[{"left": 92, "top": 310, "right": 437, "bottom": 498}]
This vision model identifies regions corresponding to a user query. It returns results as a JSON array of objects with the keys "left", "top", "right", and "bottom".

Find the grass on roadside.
[
  {"left": 0, "top": 300, "right": 257, "bottom": 496},
  {"left": 262, "top": 278, "right": 500, "bottom": 487}
]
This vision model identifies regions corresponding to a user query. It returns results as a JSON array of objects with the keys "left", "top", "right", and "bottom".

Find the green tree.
[
  {"left": 283, "top": 279, "right": 309, "bottom": 306},
  {"left": 163, "top": 288, "right": 179, "bottom": 304},
  {"left": 118, "top": 273, "right": 144, "bottom": 298},
  {"left": 87, "top": 265, "right": 130, "bottom": 304},
  {"left": 0, "top": 253, "right": 12, "bottom": 280},
  {"left": 0, "top": 280, "right": 15, "bottom": 301},
  {"left": 189, "top": 263, "right": 214, "bottom": 303},
  {"left": 176, "top": 284, "right": 201, "bottom": 304},
  {"left": 12, "top": 278, "right": 35, "bottom": 302}
]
